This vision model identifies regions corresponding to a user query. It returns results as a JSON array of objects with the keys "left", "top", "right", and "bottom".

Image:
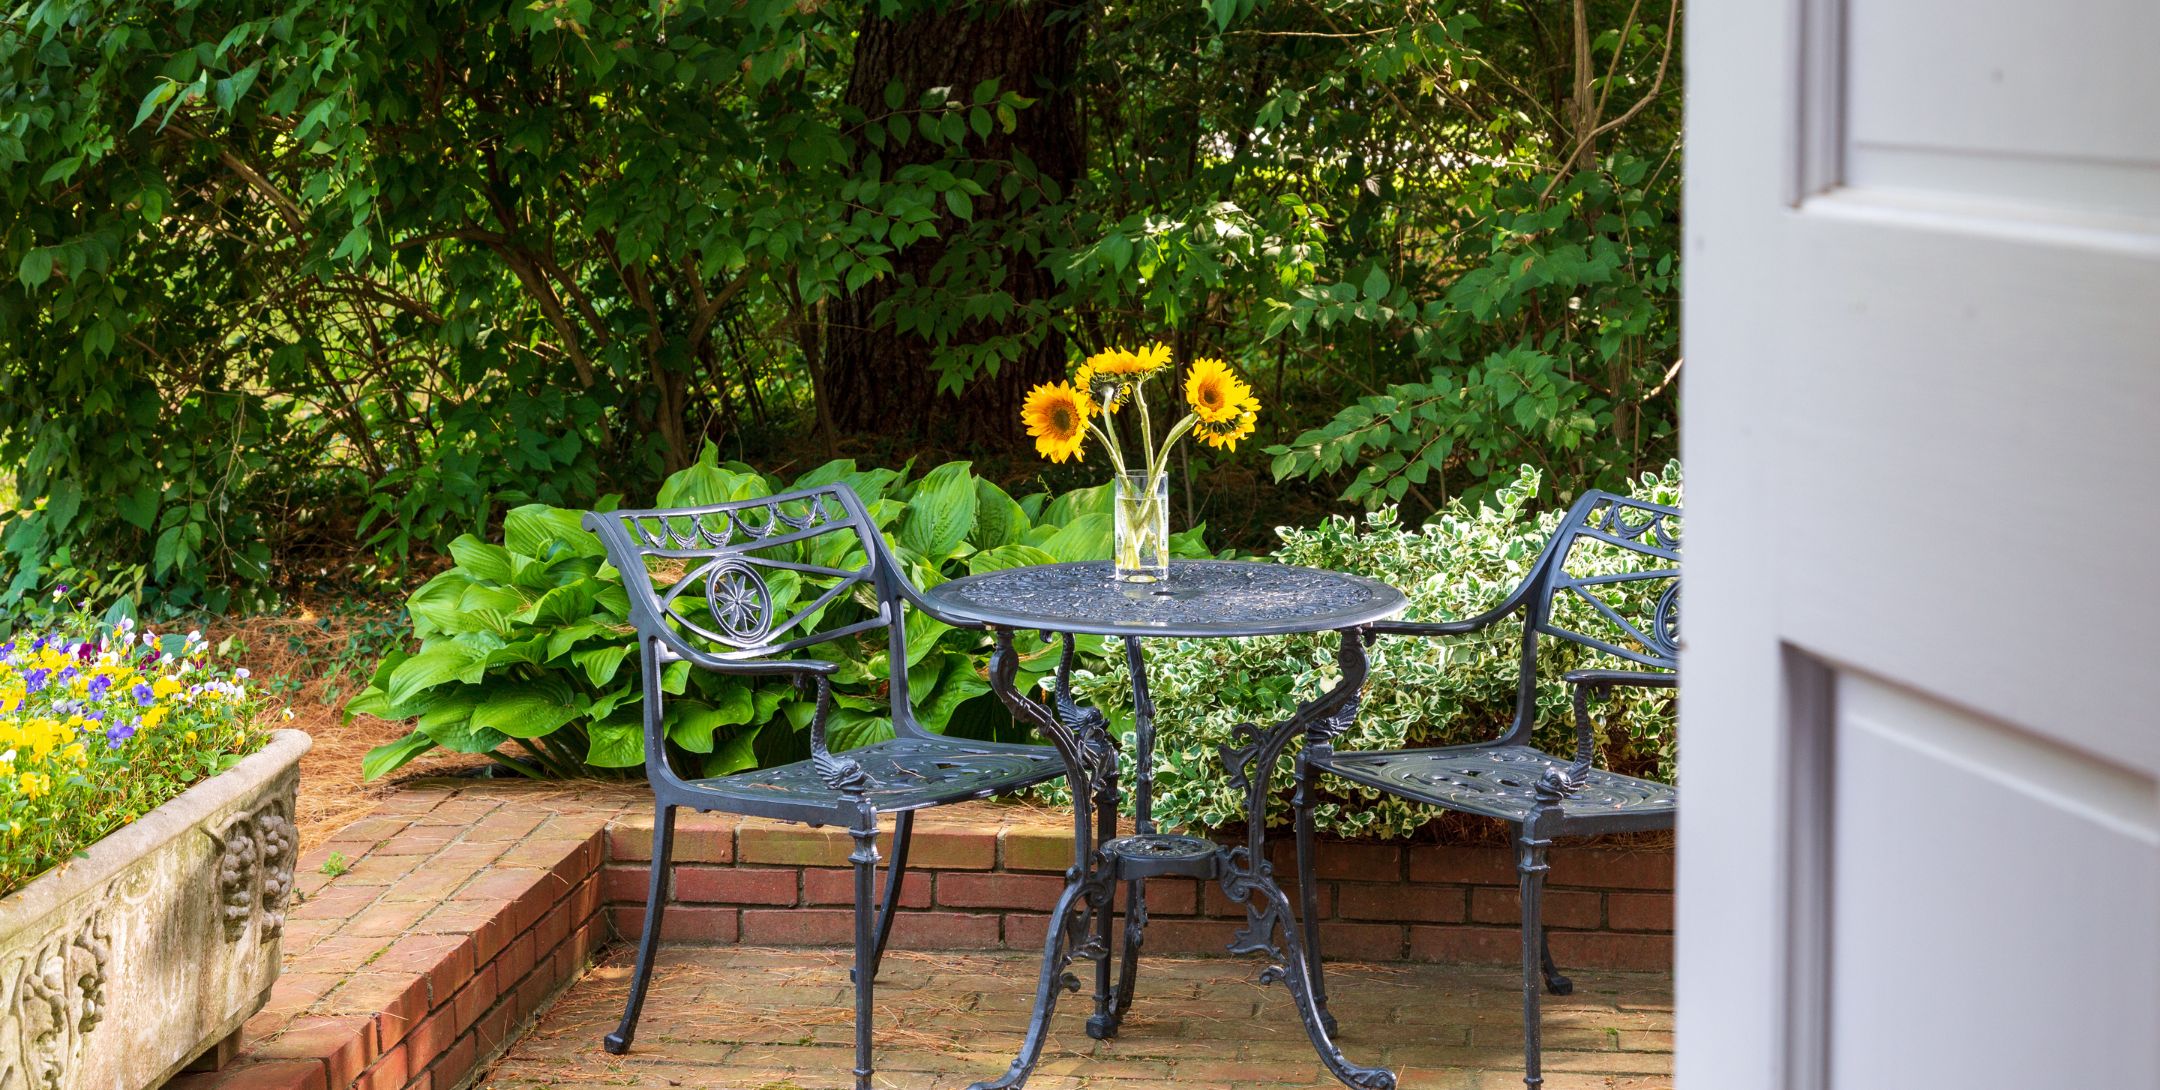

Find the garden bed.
[{"left": 0, "top": 728, "right": 308, "bottom": 1090}]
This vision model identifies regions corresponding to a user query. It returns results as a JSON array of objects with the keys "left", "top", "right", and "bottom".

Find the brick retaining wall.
[
  {"left": 177, "top": 782, "right": 1669, "bottom": 1090},
  {"left": 601, "top": 805, "right": 1674, "bottom": 972}
]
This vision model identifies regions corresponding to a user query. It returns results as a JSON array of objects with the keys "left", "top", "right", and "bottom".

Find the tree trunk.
[{"left": 822, "top": 0, "right": 1084, "bottom": 448}]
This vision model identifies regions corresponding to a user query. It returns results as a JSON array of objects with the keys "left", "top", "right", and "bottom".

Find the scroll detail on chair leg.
[
  {"left": 1516, "top": 830, "right": 1553, "bottom": 1090},
  {"left": 854, "top": 810, "right": 914, "bottom": 985},
  {"left": 1539, "top": 926, "right": 1573, "bottom": 996},
  {"left": 605, "top": 802, "right": 676, "bottom": 1055}
]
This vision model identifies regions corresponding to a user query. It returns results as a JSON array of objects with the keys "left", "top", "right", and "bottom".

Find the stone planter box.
[{"left": 0, "top": 728, "right": 310, "bottom": 1090}]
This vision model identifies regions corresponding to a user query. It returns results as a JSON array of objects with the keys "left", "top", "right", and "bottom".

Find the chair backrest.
[
  {"left": 1497, "top": 489, "right": 1680, "bottom": 745},
  {"left": 582, "top": 484, "right": 928, "bottom": 732}
]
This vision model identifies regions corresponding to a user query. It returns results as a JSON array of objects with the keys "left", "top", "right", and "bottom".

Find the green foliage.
[
  {"left": 0, "top": 0, "right": 1680, "bottom": 613},
  {"left": 0, "top": 606, "right": 269, "bottom": 894},
  {"left": 0, "top": 0, "right": 1028, "bottom": 612},
  {"left": 355, "top": 448, "right": 1212, "bottom": 780},
  {"left": 1074, "top": 462, "right": 1681, "bottom": 840}
]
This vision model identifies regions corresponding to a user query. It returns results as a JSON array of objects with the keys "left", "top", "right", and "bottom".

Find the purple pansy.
[{"left": 133, "top": 682, "right": 155, "bottom": 707}]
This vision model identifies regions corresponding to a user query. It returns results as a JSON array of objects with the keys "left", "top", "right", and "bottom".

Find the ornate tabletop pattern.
[{"left": 925, "top": 560, "right": 1405, "bottom": 638}]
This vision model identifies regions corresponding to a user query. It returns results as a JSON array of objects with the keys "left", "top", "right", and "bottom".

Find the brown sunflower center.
[{"left": 1049, "top": 407, "right": 1074, "bottom": 432}]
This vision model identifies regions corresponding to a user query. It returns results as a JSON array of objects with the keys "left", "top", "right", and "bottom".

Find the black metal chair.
[
  {"left": 584, "top": 485, "right": 1067, "bottom": 1089},
  {"left": 1294, "top": 489, "right": 1679, "bottom": 1090}
]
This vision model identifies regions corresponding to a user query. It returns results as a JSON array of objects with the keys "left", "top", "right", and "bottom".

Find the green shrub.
[
  {"left": 1073, "top": 462, "right": 1681, "bottom": 840},
  {"left": 354, "top": 447, "right": 1212, "bottom": 780}
]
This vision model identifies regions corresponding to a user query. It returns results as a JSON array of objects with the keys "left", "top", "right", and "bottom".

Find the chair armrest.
[
  {"left": 1367, "top": 598, "right": 1525, "bottom": 638},
  {"left": 1553, "top": 668, "right": 1677, "bottom": 796},
  {"left": 1561, "top": 668, "right": 1677, "bottom": 689}
]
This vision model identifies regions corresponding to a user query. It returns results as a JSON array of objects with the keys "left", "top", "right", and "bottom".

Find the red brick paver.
[
  {"left": 208, "top": 780, "right": 1671, "bottom": 1090},
  {"left": 477, "top": 945, "right": 1673, "bottom": 1089}
]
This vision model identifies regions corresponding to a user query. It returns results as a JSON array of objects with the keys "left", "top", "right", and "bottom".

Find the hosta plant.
[
  {"left": 1072, "top": 461, "right": 1682, "bottom": 840},
  {"left": 355, "top": 447, "right": 1212, "bottom": 780}
]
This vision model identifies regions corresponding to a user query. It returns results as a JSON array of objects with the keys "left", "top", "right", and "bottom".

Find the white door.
[{"left": 1680, "top": 0, "right": 2160, "bottom": 1086}]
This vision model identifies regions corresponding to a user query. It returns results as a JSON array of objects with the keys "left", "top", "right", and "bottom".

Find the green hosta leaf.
[
  {"left": 469, "top": 679, "right": 582, "bottom": 739},
  {"left": 1043, "top": 482, "right": 1113, "bottom": 524},
  {"left": 585, "top": 714, "right": 644, "bottom": 768},
  {"left": 908, "top": 652, "right": 989, "bottom": 733},
  {"left": 419, "top": 695, "right": 506, "bottom": 753},
  {"left": 971, "top": 478, "right": 1028, "bottom": 549},
  {"left": 902, "top": 605, "right": 950, "bottom": 668},
  {"left": 659, "top": 442, "right": 770, "bottom": 507},
  {"left": 584, "top": 684, "right": 635, "bottom": 721},
  {"left": 572, "top": 644, "right": 633, "bottom": 687},
  {"left": 361, "top": 732, "right": 437, "bottom": 781},
  {"left": 449, "top": 535, "right": 516, "bottom": 583},
  {"left": 1040, "top": 513, "right": 1112, "bottom": 563},
  {"left": 518, "top": 581, "right": 599, "bottom": 627},
  {"left": 667, "top": 684, "right": 755, "bottom": 752},
  {"left": 482, "top": 638, "right": 548, "bottom": 669},
  {"left": 386, "top": 641, "right": 491, "bottom": 706},
  {"left": 407, "top": 571, "right": 477, "bottom": 638},
  {"left": 826, "top": 709, "right": 894, "bottom": 751},
  {"left": 703, "top": 723, "right": 762, "bottom": 777},
  {"left": 899, "top": 461, "right": 977, "bottom": 560},
  {"left": 968, "top": 544, "right": 1057, "bottom": 574},
  {"left": 504, "top": 504, "right": 604, "bottom": 560},
  {"left": 544, "top": 622, "right": 611, "bottom": 661},
  {"left": 344, "top": 686, "right": 394, "bottom": 720}
]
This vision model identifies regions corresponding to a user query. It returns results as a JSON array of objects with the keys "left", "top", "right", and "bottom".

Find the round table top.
[{"left": 923, "top": 560, "right": 1407, "bottom": 638}]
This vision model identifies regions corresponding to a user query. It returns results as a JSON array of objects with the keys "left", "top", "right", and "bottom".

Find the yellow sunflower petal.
[
  {"left": 1184, "top": 357, "right": 1254, "bottom": 424},
  {"left": 1021, "top": 381, "right": 1091, "bottom": 464}
]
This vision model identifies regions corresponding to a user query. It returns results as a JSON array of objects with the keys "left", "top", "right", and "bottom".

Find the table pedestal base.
[{"left": 968, "top": 628, "right": 1397, "bottom": 1090}]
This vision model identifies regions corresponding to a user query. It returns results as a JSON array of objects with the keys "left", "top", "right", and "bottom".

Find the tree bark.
[{"left": 822, "top": 0, "right": 1084, "bottom": 448}]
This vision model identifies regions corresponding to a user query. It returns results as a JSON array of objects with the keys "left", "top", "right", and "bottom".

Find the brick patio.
[
  {"left": 478, "top": 945, "right": 1674, "bottom": 1090},
  {"left": 186, "top": 781, "right": 1672, "bottom": 1090}
]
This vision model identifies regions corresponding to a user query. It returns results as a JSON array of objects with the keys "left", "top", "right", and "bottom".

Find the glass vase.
[{"left": 1113, "top": 470, "right": 1170, "bottom": 583}]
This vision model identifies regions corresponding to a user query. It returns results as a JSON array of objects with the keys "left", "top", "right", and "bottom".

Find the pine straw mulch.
[{"left": 213, "top": 608, "right": 488, "bottom": 855}]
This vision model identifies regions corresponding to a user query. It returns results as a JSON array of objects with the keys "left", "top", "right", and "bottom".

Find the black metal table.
[{"left": 923, "top": 560, "right": 1408, "bottom": 1090}]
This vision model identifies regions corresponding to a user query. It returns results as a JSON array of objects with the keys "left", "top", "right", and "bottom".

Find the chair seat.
[
  {"left": 1315, "top": 743, "right": 1675, "bottom": 827},
  {"left": 682, "top": 735, "right": 1067, "bottom": 821}
]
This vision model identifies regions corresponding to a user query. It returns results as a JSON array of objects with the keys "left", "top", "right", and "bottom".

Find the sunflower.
[
  {"left": 1022, "top": 381, "right": 1092, "bottom": 463},
  {"left": 1183, "top": 357, "right": 1255, "bottom": 424},
  {"left": 1084, "top": 344, "right": 1172, "bottom": 378},
  {"left": 1195, "top": 399, "right": 1260, "bottom": 451},
  {"left": 1073, "top": 361, "right": 1130, "bottom": 413}
]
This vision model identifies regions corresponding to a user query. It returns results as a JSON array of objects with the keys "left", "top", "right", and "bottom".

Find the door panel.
[
  {"left": 1830, "top": 674, "right": 2158, "bottom": 1087},
  {"left": 1845, "top": 0, "right": 2160, "bottom": 221},
  {"left": 1681, "top": 0, "right": 2160, "bottom": 1084}
]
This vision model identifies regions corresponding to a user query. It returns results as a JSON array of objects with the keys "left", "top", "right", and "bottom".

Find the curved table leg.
[
  {"left": 967, "top": 866, "right": 1115, "bottom": 1090},
  {"left": 1218, "top": 628, "right": 1396, "bottom": 1090},
  {"left": 972, "top": 629, "right": 1121, "bottom": 1090}
]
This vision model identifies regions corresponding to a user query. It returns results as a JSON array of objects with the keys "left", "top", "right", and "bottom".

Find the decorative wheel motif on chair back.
[
  {"left": 1537, "top": 493, "right": 1682, "bottom": 670},
  {"left": 701, "top": 558, "right": 774, "bottom": 645},
  {"left": 595, "top": 487, "right": 891, "bottom": 659}
]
